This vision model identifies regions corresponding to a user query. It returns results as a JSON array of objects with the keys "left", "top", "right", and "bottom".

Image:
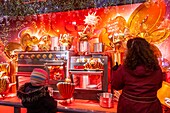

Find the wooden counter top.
[
  {"left": 0, "top": 94, "right": 117, "bottom": 113},
  {"left": 58, "top": 99, "right": 117, "bottom": 113}
]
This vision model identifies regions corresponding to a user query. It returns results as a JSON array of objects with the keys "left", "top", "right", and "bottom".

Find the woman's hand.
[{"left": 112, "top": 62, "right": 120, "bottom": 71}]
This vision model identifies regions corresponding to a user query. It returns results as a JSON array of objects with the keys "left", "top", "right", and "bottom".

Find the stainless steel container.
[
  {"left": 79, "top": 41, "right": 89, "bottom": 52},
  {"left": 98, "top": 92, "right": 114, "bottom": 108},
  {"left": 93, "top": 43, "right": 104, "bottom": 53},
  {"left": 60, "top": 46, "right": 68, "bottom": 51},
  {"left": 54, "top": 46, "right": 68, "bottom": 51}
]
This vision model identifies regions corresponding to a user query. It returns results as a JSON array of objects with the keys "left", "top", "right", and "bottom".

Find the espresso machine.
[{"left": 69, "top": 54, "right": 109, "bottom": 100}]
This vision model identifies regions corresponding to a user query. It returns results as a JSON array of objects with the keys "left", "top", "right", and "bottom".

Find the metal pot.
[
  {"left": 93, "top": 43, "right": 104, "bottom": 53},
  {"left": 98, "top": 92, "right": 114, "bottom": 108}
]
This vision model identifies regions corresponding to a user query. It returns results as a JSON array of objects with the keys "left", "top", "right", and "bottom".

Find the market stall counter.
[{"left": 0, "top": 94, "right": 117, "bottom": 113}]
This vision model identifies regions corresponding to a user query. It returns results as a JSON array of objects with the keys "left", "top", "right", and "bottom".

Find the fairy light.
[
  {"left": 72, "top": 21, "right": 76, "bottom": 25},
  {"left": 56, "top": 29, "right": 60, "bottom": 32}
]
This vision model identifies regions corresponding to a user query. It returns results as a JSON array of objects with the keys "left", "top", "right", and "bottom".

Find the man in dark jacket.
[{"left": 17, "top": 68, "right": 57, "bottom": 113}]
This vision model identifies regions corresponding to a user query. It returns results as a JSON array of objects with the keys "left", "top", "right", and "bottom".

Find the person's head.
[
  {"left": 126, "top": 38, "right": 134, "bottom": 49},
  {"left": 124, "top": 37, "right": 159, "bottom": 70},
  {"left": 30, "top": 68, "right": 48, "bottom": 86}
]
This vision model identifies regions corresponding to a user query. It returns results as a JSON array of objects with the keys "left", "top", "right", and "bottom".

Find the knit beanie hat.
[{"left": 30, "top": 68, "right": 48, "bottom": 86}]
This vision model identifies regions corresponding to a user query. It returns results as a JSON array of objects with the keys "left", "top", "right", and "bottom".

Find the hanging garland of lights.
[
  {"left": 0, "top": 0, "right": 146, "bottom": 16},
  {"left": 0, "top": 0, "right": 146, "bottom": 45}
]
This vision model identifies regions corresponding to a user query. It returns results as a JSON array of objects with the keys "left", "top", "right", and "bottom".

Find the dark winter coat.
[
  {"left": 17, "top": 83, "right": 57, "bottom": 113},
  {"left": 111, "top": 65, "right": 163, "bottom": 113}
]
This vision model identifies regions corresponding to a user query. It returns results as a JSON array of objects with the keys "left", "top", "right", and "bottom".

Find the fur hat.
[{"left": 30, "top": 68, "right": 48, "bottom": 86}]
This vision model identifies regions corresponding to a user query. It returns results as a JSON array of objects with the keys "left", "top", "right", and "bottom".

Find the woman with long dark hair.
[{"left": 111, "top": 37, "right": 163, "bottom": 113}]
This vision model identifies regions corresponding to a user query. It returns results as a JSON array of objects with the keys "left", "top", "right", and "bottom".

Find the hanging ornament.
[
  {"left": 127, "top": 0, "right": 166, "bottom": 37},
  {"left": 4, "top": 42, "right": 22, "bottom": 60},
  {"left": 78, "top": 12, "right": 100, "bottom": 41},
  {"left": 84, "top": 12, "right": 100, "bottom": 27}
]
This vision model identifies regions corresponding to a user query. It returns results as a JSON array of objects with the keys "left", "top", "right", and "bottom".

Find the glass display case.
[{"left": 69, "top": 54, "right": 109, "bottom": 100}]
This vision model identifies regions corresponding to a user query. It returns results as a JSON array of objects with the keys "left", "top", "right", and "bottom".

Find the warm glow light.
[
  {"left": 39, "top": 41, "right": 45, "bottom": 44},
  {"left": 115, "top": 13, "right": 121, "bottom": 17},
  {"left": 72, "top": 22, "right": 76, "bottom": 25}
]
